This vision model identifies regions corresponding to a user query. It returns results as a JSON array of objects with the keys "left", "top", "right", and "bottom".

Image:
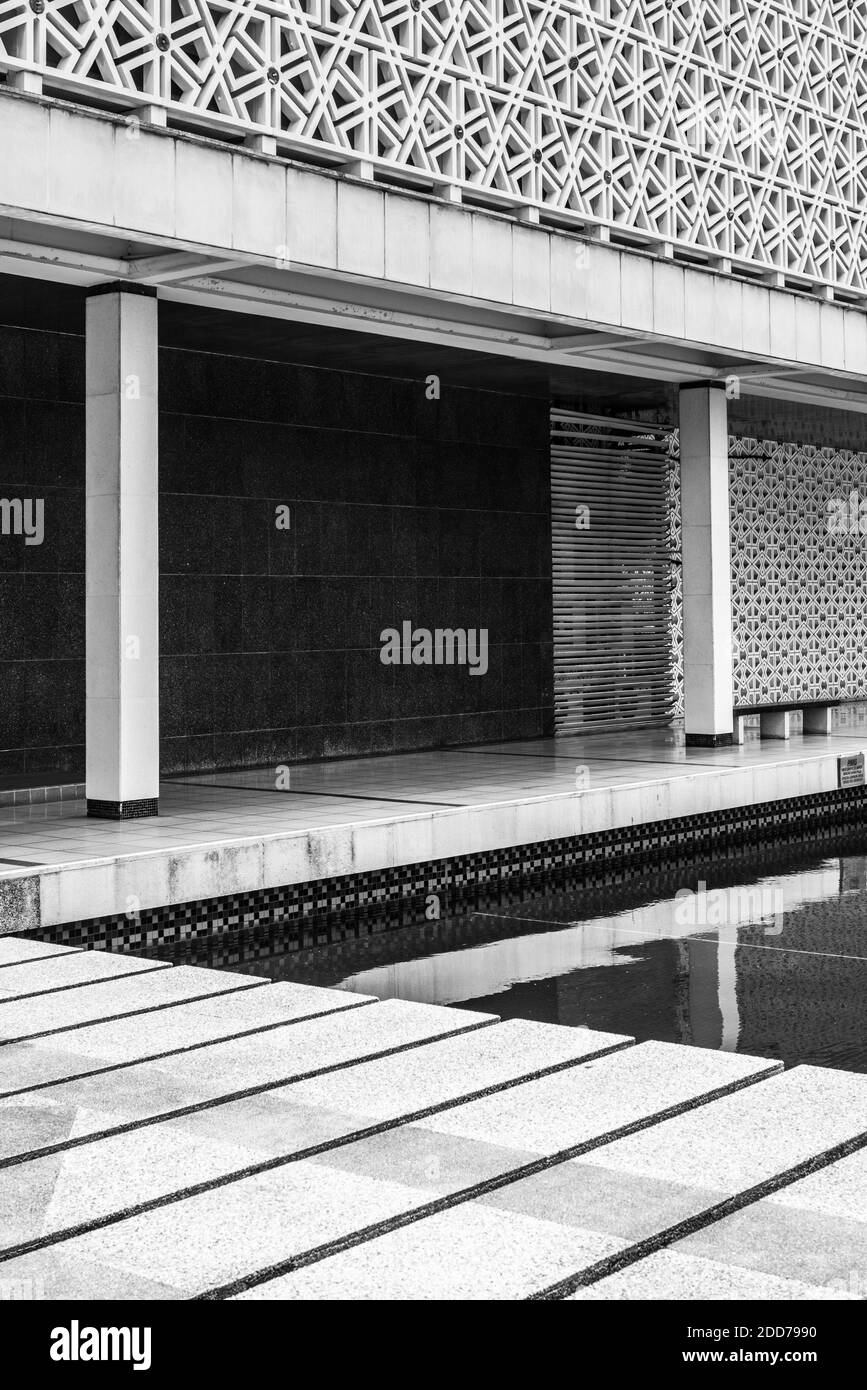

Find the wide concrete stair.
[{"left": 0, "top": 938, "right": 863, "bottom": 1300}]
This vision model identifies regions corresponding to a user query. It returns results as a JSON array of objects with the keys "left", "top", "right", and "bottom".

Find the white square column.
[
  {"left": 679, "top": 384, "right": 734, "bottom": 747},
  {"left": 85, "top": 284, "right": 160, "bottom": 818}
]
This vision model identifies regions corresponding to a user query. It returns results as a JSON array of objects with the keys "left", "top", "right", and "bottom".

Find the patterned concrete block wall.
[
  {"left": 2, "top": 1, "right": 866, "bottom": 288},
  {"left": 670, "top": 422, "right": 867, "bottom": 710}
]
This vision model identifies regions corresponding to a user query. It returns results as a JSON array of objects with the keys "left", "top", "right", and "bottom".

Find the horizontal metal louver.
[{"left": 551, "top": 409, "right": 676, "bottom": 735}]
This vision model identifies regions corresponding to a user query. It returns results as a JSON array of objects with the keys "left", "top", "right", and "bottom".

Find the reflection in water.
[
  {"left": 152, "top": 832, "right": 867, "bottom": 1074},
  {"left": 269, "top": 851, "right": 867, "bottom": 1073},
  {"left": 716, "top": 933, "right": 740, "bottom": 1053}
]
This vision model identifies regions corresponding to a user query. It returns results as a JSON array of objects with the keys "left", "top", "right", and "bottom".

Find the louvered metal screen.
[{"left": 551, "top": 409, "right": 676, "bottom": 735}]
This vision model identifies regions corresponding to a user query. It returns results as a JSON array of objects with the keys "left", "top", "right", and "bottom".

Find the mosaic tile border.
[
  {"left": 172, "top": 825, "right": 867, "bottom": 984},
  {"left": 26, "top": 783, "right": 867, "bottom": 960},
  {"left": 86, "top": 797, "right": 160, "bottom": 820}
]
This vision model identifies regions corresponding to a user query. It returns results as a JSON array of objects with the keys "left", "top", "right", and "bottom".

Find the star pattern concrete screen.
[
  {"left": 1, "top": 0, "right": 866, "bottom": 288},
  {"left": 669, "top": 432, "right": 867, "bottom": 710}
]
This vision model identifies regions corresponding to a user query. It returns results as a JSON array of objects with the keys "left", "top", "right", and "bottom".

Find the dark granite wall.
[
  {"left": 0, "top": 327, "right": 85, "bottom": 777},
  {"left": 728, "top": 397, "right": 867, "bottom": 453},
  {"left": 0, "top": 324, "right": 554, "bottom": 777},
  {"left": 158, "top": 348, "right": 554, "bottom": 773}
]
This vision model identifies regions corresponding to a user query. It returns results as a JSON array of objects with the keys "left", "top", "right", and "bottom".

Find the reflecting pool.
[{"left": 157, "top": 828, "right": 867, "bottom": 1074}]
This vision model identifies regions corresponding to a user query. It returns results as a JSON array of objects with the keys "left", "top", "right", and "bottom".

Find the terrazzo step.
[
  {"left": 0, "top": 1041, "right": 777, "bottom": 1299},
  {"left": 0, "top": 962, "right": 268, "bottom": 1045},
  {"left": 230, "top": 1064, "right": 867, "bottom": 1302},
  {"left": 0, "top": 950, "right": 168, "bottom": 1004},
  {"left": 568, "top": 1251, "right": 857, "bottom": 1301},
  {"left": 617, "top": 1142, "right": 867, "bottom": 1299},
  {"left": 0, "top": 1020, "right": 631, "bottom": 1257},
  {"left": 0, "top": 998, "right": 498, "bottom": 1165},
  {"left": 0, "top": 938, "right": 80, "bottom": 968},
  {"left": 0, "top": 976, "right": 374, "bottom": 1095}
]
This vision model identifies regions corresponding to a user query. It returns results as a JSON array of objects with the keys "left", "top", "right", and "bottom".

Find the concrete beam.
[
  {"left": 165, "top": 273, "right": 719, "bottom": 383},
  {"left": 709, "top": 361, "right": 820, "bottom": 382},
  {"left": 0, "top": 236, "right": 128, "bottom": 281},
  {"left": 125, "top": 252, "right": 246, "bottom": 284},
  {"left": 551, "top": 331, "right": 653, "bottom": 353}
]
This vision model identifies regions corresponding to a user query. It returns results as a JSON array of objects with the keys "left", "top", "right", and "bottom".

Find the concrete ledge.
[{"left": 4, "top": 745, "right": 866, "bottom": 937}]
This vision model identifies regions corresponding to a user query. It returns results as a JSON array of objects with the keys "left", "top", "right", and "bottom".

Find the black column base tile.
[{"left": 86, "top": 798, "right": 159, "bottom": 820}]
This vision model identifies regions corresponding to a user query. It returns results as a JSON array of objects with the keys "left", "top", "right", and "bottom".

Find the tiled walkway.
[
  {"left": 0, "top": 937, "right": 863, "bottom": 1300},
  {"left": 3, "top": 725, "right": 867, "bottom": 870},
  {"left": 4, "top": 724, "right": 867, "bottom": 934}
]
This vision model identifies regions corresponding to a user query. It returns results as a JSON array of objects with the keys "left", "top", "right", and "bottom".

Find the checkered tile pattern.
[{"left": 29, "top": 784, "right": 867, "bottom": 959}]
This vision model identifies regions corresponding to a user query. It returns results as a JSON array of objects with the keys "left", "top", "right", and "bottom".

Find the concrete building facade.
[{"left": 3, "top": 1, "right": 867, "bottom": 819}]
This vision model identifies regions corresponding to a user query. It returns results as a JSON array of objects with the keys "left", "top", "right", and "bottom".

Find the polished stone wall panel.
[
  {"left": 158, "top": 344, "right": 553, "bottom": 773},
  {"left": 0, "top": 328, "right": 85, "bottom": 777},
  {"left": 0, "top": 326, "right": 553, "bottom": 777}
]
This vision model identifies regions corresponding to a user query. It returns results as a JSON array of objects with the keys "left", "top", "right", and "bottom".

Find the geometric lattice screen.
[
  {"left": 670, "top": 434, "right": 867, "bottom": 713},
  {"left": 3, "top": 1, "right": 867, "bottom": 286}
]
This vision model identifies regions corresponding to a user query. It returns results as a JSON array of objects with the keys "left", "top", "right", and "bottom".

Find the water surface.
[{"left": 157, "top": 829, "right": 867, "bottom": 1074}]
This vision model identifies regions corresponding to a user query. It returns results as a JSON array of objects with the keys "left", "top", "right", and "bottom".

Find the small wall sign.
[{"left": 838, "top": 753, "right": 865, "bottom": 788}]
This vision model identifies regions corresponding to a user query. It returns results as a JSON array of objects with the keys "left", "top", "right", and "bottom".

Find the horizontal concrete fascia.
[{"left": 1, "top": 90, "right": 867, "bottom": 381}]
